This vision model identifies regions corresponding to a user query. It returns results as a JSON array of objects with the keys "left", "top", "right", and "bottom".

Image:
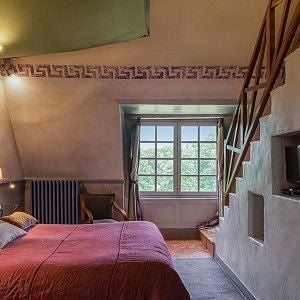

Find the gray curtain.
[
  {"left": 217, "top": 118, "right": 225, "bottom": 217},
  {"left": 127, "top": 118, "right": 142, "bottom": 221}
]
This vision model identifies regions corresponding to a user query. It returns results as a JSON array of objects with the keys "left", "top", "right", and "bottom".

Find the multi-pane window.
[
  {"left": 139, "top": 124, "right": 175, "bottom": 192},
  {"left": 139, "top": 121, "right": 217, "bottom": 196}
]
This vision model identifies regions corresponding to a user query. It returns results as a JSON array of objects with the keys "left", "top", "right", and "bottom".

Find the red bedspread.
[{"left": 0, "top": 221, "right": 190, "bottom": 300}]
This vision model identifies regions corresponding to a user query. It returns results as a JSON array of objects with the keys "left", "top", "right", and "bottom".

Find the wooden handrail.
[{"left": 224, "top": 0, "right": 300, "bottom": 205}]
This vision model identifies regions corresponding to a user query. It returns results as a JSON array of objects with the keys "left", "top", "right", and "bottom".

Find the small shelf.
[
  {"left": 273, "top": 194, "right": 300, "bottom": 203},
  {"left": 271, "top": 132, "right": 300, "bottom": 196}
]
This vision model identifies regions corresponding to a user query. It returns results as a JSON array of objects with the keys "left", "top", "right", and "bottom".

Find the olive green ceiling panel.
[{"left": 0, "top": 0, "right": 149, "bottom": 59}]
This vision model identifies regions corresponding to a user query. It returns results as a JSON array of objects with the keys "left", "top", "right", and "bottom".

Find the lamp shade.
[{"left": 0, "top": 168, "right": 2, "bottom": 180}]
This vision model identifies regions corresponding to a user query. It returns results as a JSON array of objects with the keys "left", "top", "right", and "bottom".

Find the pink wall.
[
  {"left": 3, "top": 77, "right": 242, "bottom": 180},
  {"left": 0, "top": 0, "right": 261, "bottom": 210},
  {"left": 0, "top": 81, "right": 23, "bottom": 181},
  {"left": 0, "top": 81, "right": 24, "bottom": 210}
]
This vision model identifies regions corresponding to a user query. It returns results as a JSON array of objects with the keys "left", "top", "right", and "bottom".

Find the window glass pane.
[
  {"left": 200, "top": 176, "right": 217, "bottom": 192},
  {"left": 181, "top": 176, "right": 198, "bottom": 192},
  {"left": 181, "top": 160, "right": 198, "bottom": 175},
  {"left": 140, "top": 126, "right": 155, "bottom": 141},
  {"left": 139, "top": 159, "right": 155, "bottom": 175},
  {"left": 200, "top": 126, "right": 216, "bottom": 141},
  {"left": 139, "top": 176, "right": 155, "bottom": 191},
  {"left": 181, "top": 143, "right": 198, "bottom": 158},
  {"left": 200, "top": 143, "right": 216, "bottom": 158},
  {"left": 181, "top": 126, "right": 198, "bottom": 141},
  {"left": 200, "top": 160, "right": 216, "bottom": 175},
  {"left": 157, "top": 126, "right": 174, "bottom": 141},
  {"left": 157, "top": 160, "right": 173, "bottom": 175},
  {"left": 140, "top": 143, "right": 155, "bottom": 158},
  {"left": 157, "top": 143, "right": 173, "bottom": 158},
  {"left": 157, "top": 176, "right": 173, "bottom": 192}
]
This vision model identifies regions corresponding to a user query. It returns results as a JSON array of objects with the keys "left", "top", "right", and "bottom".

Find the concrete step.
[{"left": 198, "top": 227, "right": 217, "bottom": 256}]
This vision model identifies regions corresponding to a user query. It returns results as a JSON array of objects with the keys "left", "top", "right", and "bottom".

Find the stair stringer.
[{"left": 216, "top": 47, "right": 300, "bottom": 300}]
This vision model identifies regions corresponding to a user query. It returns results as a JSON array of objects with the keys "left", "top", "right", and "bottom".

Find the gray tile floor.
[{"left": 174, "top": 258, "right": 246, "bottom": 300}]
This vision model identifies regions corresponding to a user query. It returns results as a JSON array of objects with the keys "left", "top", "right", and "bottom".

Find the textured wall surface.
[
  {"left": 216, "top": 48, "right": 300, "bottom": 300},
  {"left": 3, "top": 77, "right": 241, "bottom": 180},
  {"left": 0, "top": 81, "right": 23, "bottom": 181},
  {"left": 0, "top": 81, "right": 24, "bottom": 209},
  {"left": 142, "top": 198, "right": 217, "bottom": 232},
  {"left": 1, "top": 0, "right": 269, "bottom": 222}
]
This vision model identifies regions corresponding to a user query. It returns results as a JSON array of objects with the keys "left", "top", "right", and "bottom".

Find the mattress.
[{"left": 0, "top": 221, "right": 190, "bottom": 300}]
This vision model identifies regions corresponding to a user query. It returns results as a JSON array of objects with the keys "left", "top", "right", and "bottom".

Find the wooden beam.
[
  {"left": 241, "top": 93, "right": 247, "bottom": 144},
  {"left": 266, "top": 2, "right": 276, "bottom": 78},
  {"left": 226, "top": 109, "right": 241, "bottom": 189},
  {"left": 226, "top": 145, "right": 242, "bottom": 154},
  {"left": 225, "top": 15, "right": 267, "bottom": 142},
  {"left": 247, "top": 32, "right": 267, "bottom": 133},
  {"left": 271, "top": 0, "right": 285, "bottom": 8},
  {"left": 274, "top": 0, "right": 292, "bottom": 62},
  {"left": 244, "top": 82, "right": 267, "bottom": 93}
]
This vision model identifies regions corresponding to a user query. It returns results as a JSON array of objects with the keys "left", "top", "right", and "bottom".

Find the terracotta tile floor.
[{"left": 165, "top": 239, "right": 211, "bottom": 259}]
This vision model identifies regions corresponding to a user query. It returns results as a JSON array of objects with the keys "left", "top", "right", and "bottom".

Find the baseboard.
[
  {"left": 214, "top": 253, "right": 257, "bottom": 300},
  {"left": 160, "top": 228, "right": 198, "bottom": 239}
]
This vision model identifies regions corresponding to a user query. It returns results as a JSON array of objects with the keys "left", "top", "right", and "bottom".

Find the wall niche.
[
  {"left": 271, "top": 131, "right": 300, "bottom": 199},
  {"left": 248, "top": 191, "right": 264, "bottom": 243}
]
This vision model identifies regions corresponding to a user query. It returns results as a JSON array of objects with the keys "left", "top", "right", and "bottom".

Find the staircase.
[
  {"left": 216, "top": 1, "right": 300, "bottom": 299},
  {"left": 216, "top": 47, "right": 300, "bottom": 300},
  {"left": 223, "top": 0, "right": 300, "bottom": 208}
]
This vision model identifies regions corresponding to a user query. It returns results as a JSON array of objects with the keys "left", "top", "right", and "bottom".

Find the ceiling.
[
  {"left": 0, "top": 0, "right": 148, "bottom": 59},
  {"left": 13, "top": 0, "right": 270, "bottom": 65}
]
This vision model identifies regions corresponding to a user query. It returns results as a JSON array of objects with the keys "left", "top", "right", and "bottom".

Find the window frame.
[{"left": 139, "top": 119, "right": 218, "bottom": 198}]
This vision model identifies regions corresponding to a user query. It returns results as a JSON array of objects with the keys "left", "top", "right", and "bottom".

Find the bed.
[{"left": 0, "top": 221, "right": 190, "bottom": 300}]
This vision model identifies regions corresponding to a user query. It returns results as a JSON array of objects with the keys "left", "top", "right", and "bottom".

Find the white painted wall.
[
  {"left": 216, "top": 48, "right": 300, "bottom": 300},
  {"left": 142, "top": 198, "right": 217, "bottom": 231}
]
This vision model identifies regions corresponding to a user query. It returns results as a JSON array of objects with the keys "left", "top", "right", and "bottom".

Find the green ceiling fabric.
[{"left": 0, "top": 0, "right": 149, "bottom": 59}]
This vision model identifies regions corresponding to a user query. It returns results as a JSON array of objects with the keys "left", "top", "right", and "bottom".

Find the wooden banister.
[{"left": 224, "top": 0, "right": 300, "bottom": 204}]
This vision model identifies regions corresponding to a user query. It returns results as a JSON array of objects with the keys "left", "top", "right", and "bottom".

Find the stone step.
[{"left": 198, "top": 227, "right": 217, "bottom": 256}]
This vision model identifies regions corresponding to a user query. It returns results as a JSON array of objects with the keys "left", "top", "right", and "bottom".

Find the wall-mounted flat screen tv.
[{"left": 285, "top": 145, "right": 300, "bottom": 184}]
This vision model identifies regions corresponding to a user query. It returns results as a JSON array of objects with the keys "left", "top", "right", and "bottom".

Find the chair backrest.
[{"left": 81, "top": 194, "right": 115, "bottom": 220}]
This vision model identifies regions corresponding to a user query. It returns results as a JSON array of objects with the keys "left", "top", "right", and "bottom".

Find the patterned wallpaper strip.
[{"left": 0, "top": 64, "right": 266, "bottom": 80}]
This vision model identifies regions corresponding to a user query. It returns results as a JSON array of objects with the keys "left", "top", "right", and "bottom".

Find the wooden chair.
[{"left": 80, "top": 193, "right": 128, "bottom": 224}]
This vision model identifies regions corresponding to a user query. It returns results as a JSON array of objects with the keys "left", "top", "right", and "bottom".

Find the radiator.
[{"left": 31, "top": 179, "right": 80, "bottom": 224}]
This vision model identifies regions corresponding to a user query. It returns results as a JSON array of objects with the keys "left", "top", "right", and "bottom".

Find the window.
[{"left": 139, "top": 120, "right": 217, "bottom": 197}]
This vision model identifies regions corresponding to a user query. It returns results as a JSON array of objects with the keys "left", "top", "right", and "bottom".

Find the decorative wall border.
[{"left": 0, "top": 64, "right": 266, "bottom": 80}]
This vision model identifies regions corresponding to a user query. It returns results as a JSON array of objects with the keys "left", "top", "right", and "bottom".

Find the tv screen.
[{"left": 285, "top": 145, "right": 300, "bottom": 183}]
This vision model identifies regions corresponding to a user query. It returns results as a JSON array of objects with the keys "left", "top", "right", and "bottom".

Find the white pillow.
[{"left": 0, "top": 221, "right": 26, "bottom": 249}]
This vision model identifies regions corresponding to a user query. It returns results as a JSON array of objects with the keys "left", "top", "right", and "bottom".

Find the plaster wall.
[
  {"left": 4, "top": 78, "right": 242, "bottom": 179},
  {"left": 3, "top": 76, "right": 240, "bottom": 227},
  {"left": 0, "top": 80, "right": 24, "bottom": 209},
  {"left": 216, "top": 48, "right": 300, "bottom": 300},
  {"left": 3, "top": 0, "right": 266, "bottom": 179},
  {"left": 1, "top": 0, "right": 261, "bottom": 224},
  {"left": 0, "top": 81, "right": 23, "bottom": 181}
]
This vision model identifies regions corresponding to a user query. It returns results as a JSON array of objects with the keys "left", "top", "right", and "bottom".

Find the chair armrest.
[
  {"left": 112, "top": 200, "right": 128, "bottom": 221},
  {"left": 80, "top": 195, "right": 93, "bottom": 224}
]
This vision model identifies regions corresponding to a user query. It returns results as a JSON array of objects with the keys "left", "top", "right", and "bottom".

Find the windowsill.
[
  {"left": 140, "top": 196, "right": 217, "bottom": 201},
  {"left": 248, "top": 237, "right": 264, "bottom": 247}
]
